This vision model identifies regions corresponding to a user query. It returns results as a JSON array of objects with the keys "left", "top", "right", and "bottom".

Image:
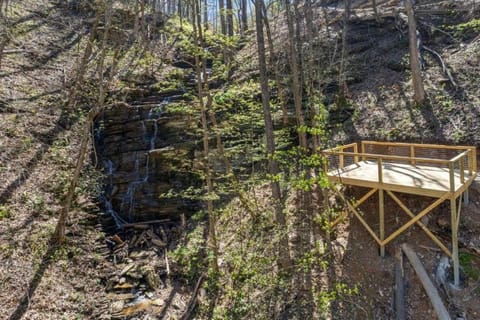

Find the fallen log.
[
  {"left": 401, "top": 243, "right": 451, "bottom": 320},
  {"left": 121, "top": 219, "right": 171, "bottom": 228}
]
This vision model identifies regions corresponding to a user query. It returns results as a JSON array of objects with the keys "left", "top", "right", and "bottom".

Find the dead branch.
[
  {"left": 422, "top": 45, "right": 457, "bottom": 88},
  {"left": 180, "top": 273, "right": 206, "bottom": 320},
  {"left": 121, "top": 218, "right": 171, "bottom": 228}
]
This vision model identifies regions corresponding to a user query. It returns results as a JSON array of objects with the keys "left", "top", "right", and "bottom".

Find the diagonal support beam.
[
  {"left": 381, "top": 193, "right": 450, "bottom": 247},
  {"left": 330, "top": 188, "right": 378, "bottom": 228},
  {"left": 333, "top": 189, "right": 382, "bottom": 245},
  {"left": 386, "top": 190, "right": 451, "bottom": 257}
]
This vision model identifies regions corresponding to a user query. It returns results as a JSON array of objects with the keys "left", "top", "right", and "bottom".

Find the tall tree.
[
  {"left": 226, "top": 0, "right": 234, "bottom": 36},
  {"left": 261, "top": 1, "right": 289, "bottom": 125},
  {"left": 193, "top": 0, "right": 219, "bottom": 274},
  {"left": 240, "top": 0, "right": 248, "bottom": 37},
  {"left": 203, "top": 0, "right": 208, "bottom": 30},
  {"left": 405, "top": 0, "right": 425, "bottom": 105},
  {"left": 285, "top": 0, "right": 307, "bottom": 149},
  {"left": 54, "top": 0, "right": 113, "bottom": 243},
  {"left": 219, "top": 0, "right": 226, "bottom": 35},
  {"left": 338, "top": 0, "right": 351, "bottom": 103},
  {"left": 254, "top": 0, "right": 291, "bottom": 271}
]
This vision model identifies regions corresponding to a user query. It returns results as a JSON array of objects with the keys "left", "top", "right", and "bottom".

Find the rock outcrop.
[{"left": 94, "top": 94, "right": 198, "bottom": 223}]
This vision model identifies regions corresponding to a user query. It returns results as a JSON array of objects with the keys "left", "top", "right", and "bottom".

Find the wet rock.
[{"left": 95, "top": 102, "right": 199, "bottom": 222}]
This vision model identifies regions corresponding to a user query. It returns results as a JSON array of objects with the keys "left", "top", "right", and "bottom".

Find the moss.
[{"left": 459, "top": 252, "right": 479, "bottom": 281}]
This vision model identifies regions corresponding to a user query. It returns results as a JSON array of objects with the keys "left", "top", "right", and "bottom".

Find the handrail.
[
  {"left": 361, "top": 140, "right": 474, "bottom": 151},
  {"left": 449, "top": 150, "right": 470, "bottom": 164},
  {"left": 326, "top": 142, "right": 358, "bottom": 152},
  {"left": 323, "top": 142, "right": 477, "bottom": 192},
  {"left": 322, "top": 151, "right": 450, "bottom": 165}
]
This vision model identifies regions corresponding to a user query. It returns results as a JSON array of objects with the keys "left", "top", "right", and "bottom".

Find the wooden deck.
[
  {"left": 322, "top": 141, "right": 478, "bottom": 286},
  {"left": 328, "top": 160, "right": 474, "bottom": 198}
]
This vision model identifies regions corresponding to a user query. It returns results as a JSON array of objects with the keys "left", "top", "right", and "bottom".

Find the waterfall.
[
  {"left": 103, "top": 159, "right": 127, "bottom": 228},
  {"left": 96, "top": 97, "right": 180, "bottom": 226},
  {"left": 118, "top": 101, "right": 167, "bottom": 222}
]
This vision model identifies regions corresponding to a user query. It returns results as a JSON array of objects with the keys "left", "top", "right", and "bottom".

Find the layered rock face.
[{"left": 94, "top": 97, "right": 197, "bottom": 224}]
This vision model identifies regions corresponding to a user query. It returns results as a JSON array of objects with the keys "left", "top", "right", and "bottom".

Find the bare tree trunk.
[
  {"left": 226, "top": 0, "right": 234, "bottom": 36},
  {"left": 261, "top": 1, "right": 289, "bottom": 125},
  {"left": 240, "top": 0, "right": 248, "bottom": 37},
  {"left": 0, "top": 0, "right": 8, "bottom": 17},
  {"left": 285, "top": 0, "right": 307, "bottom": 149},
  {"left": 193, "top": 0, "right": 219, "bottom": 274},
  {"left": 134, "top": 0, "right": 140, "bottom": 39},
  {"left": 405, "top": 0, "right": 425, "bottom": 105},
  {"left": 338, "top": 0, "right": 351, "bottom": 103},
  {"left": 0, "top": 17, "right": 9, "bottom": 71},
  {"left": 54, "top": 0, "right": 112, "bottom": 244},
  {"left": 254, "top": 0, "right": 291, "bottom": 272},
  {"left": 219, "top": 0, "right": 226, "bottom": 35},
  {"left": 178, "top": 0, "right": 183, "bottom": 30},
  {"left": 66, "top": 11, "right": 100, "bottom": 110},
  {"left": 203, "top": 0, "right": 208, "bottom": 30}
]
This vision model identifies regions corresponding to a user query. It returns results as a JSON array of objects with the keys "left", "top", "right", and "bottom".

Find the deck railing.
[{"left": 322, "top": 141, "right": 477, "bottom": 193}]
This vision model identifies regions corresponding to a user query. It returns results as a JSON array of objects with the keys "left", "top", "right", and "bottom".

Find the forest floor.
[
  {"left": 330, "top": 181, "right": 480, "bottom": 319},
  {"left": 0, "top": 1, "right": 110, "bottom": 318}
]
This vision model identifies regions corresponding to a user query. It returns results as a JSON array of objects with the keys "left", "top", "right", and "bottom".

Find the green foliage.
[
  {"left": 447, "top": 19, "right": 480, "bottom": 38},
  {"left": 170, "top": 220, "right": 206, "bottom": 284},
  {"left": 0, "top": 205, "right": 12, "bottom": 219},
  {"left": 214, "top": 202, "right": 289, "bottom": 319},
  {"left": 154, "top": 68, "right": 186, "bottom": 93},
  {"left": 459, "top": 252, "right": 479, "bottom": 281},
  {"left": 316, "top": 283, "right": 359, "bottom": 316}
]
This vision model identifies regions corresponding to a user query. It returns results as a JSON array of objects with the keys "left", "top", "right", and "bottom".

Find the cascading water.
[
  {"left": 97, "top": 99, "right": 170, "bottom": 224},
  {"left": 103, "top": 159, "right": 127, "bottom": 228}
]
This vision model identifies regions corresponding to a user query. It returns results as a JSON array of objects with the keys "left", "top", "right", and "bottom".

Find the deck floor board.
[{"left": 327, "top": 160, "right": 472, "bottom": 197}]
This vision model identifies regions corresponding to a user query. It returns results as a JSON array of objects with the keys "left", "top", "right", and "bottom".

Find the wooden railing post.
[
  {"left": 353, "top": 143, "right": 359, "bottom": 164},
  {"left": 361, "top": 141, "right": 366, "bottom": 161},
  {"left": 459, "top": 159, "right": 465, "bottom": 183},
  {"left": 449, "top": 162, "right": 455, "bottom": 193},
  {"left": 472, "top": 147, "right": 477, "bottom": 174},
  {"left": 468, "top": 148, "right": 473, "bottom": 176},
  {"left": 339, "top": 148, "right": 344, "bottom": 169},
  {"left": 378, "top": 157, "right": 385, "bottom": 257},
  {"left": 410, "top": 144, "right": 415, "bottom": 165}
]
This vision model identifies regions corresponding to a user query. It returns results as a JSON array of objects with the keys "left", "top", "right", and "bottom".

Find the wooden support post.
[
  {"left": 451, "top": 196, "right": 460, "bottom": 286},
  {"left": 361, "top": 141, "right": 366, "bottom": 161},
  {"left": 401, "top": 244, "right": 451, "bottom": 320},
  {"left": 395, "top": 247, "right": 406, "bottom": 320},
  {"left": 379, "top": 188, "right": 385, "bottom": 257},
  {"left": 378, "top": 158, "right": 385, "bottom": 256}
]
